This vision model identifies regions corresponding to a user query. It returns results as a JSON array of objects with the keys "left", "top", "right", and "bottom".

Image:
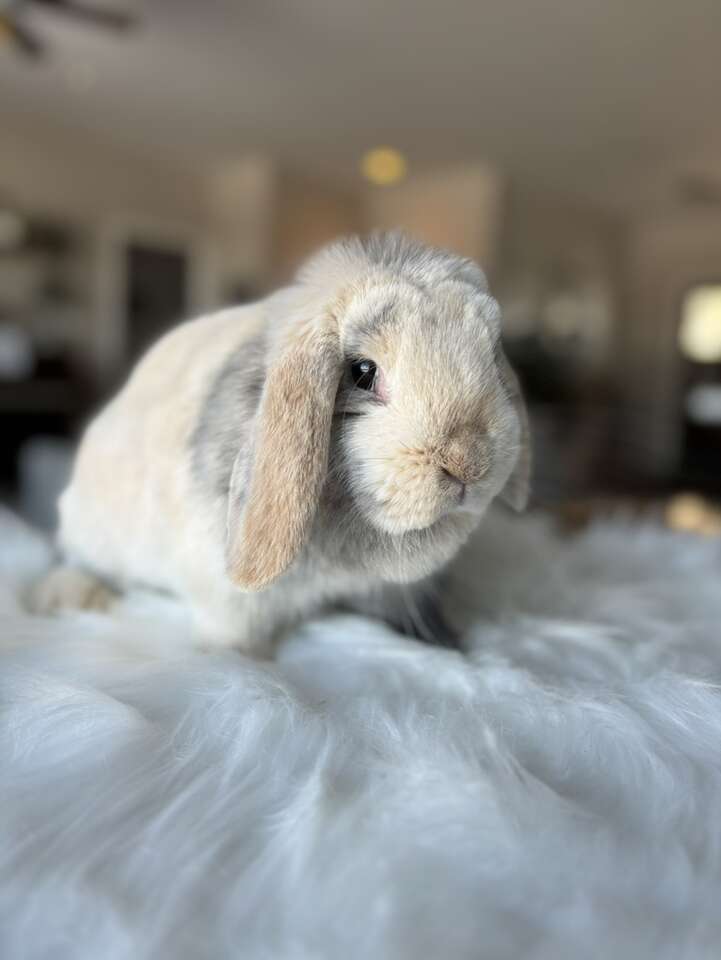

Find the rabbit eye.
[{"left": 350, "top": 358, "right": 377, "bottom": 391}]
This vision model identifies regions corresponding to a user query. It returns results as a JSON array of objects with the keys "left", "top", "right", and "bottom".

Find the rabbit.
[{"left": 33, "top": 232, "right": 530, "bottom": 657}]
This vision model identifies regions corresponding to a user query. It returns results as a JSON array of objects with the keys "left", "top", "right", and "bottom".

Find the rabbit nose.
[{"left": 438, "top": 436, "right": 489, "bottom": 486}]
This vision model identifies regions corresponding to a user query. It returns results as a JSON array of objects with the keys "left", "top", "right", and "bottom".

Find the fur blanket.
[{"left": 1, "top": 507, "right": 721, "bottom": 959}]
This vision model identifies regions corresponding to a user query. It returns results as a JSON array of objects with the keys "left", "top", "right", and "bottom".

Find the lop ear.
[
  {"left": 226, "top": 315, "right": 342, "bottom": 590},
  {"left": 499, "top": 359, "right": 532, "bottom": 512}
]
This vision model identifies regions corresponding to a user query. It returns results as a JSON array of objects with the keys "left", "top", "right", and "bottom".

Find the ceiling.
[{"left": 1, "top": 0, "right": 721, "bottom": 214}]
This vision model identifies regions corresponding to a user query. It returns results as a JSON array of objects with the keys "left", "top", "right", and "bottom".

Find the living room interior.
[
  {"left": 4, "top": 4, "right": 721, "bottom": 957},
  {"left": 1, "top": 0, "right": 721, "bottom": 530}
]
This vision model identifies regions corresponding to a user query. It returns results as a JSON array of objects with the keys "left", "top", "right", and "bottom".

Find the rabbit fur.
[{"left": 35, "top": 233, "right": 530, "bottom": 656}]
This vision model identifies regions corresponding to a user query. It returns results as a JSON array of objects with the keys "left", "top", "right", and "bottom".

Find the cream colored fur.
[
  {"left": 35, "top": 234, "right": 530, "bottom": 656},
  {"left": 52, "top": 307, "right": 268, "bottom": 645}
]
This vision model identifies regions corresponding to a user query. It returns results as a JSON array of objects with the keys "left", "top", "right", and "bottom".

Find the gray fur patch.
[
  {"left": 189, "top": 331, "right": 267, "bottom": 500},
  {"left": 359, "top": 231, "right": 488, "bottom": 292},
  {"left": 300, "top": 230, "right": 489, "bottom": 295}
]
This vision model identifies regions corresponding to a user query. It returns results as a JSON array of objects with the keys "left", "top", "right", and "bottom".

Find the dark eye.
[{"left": 350, "top": 358, "right": 377, "bottom": 391}]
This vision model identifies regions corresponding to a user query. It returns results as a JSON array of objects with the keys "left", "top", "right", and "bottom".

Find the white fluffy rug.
[{"left": 2, "top": 507, "right": 721, "bottom": 960}]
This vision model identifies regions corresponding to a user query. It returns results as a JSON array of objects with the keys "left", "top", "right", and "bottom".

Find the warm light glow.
[
  {"left": 679, "top": 286, "right": 721, "bottom": 363},
  {"left": 360, "top": 147, "right": 407, "bottom": 186},
  {"left": 666, "top": 493, "right": 721, "bottom": 537}
]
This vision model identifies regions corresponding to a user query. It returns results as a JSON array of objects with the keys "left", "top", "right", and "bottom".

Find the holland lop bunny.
[{"left": 35, "top": 233, "right": 530, "bottom": 656}]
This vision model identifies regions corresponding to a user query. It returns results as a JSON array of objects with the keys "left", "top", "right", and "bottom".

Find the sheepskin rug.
[{"left": 2, "top": 506, "right": 721, "bottom": 960}]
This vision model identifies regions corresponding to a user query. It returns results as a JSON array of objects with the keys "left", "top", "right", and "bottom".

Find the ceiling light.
[
  {"left": 679, "top": 286, "right": 721, "bottom": 363},
  {"left": 360, "top": 147, "right": 407, "bottom": 186}
]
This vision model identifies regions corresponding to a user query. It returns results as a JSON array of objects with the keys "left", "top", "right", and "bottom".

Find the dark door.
[
  {"left": 681, "top": 362, "right": 721, "bottom": 489},
  {"left": 679, "top": 285, "right": 721, "bottom": 490},
  {"left": 125, "top": 243, "right": 188, "bottom": 364}
]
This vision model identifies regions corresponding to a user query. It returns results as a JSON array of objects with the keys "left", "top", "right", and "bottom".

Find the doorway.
[
  {"left": 125, "top": 243, "right": 189, "bottom": 365},
  {"left": 678, "top": 284, "right": 721, "bottom": 489}
]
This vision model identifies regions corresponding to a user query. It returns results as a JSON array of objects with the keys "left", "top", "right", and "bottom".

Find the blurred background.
[{"left": 1, "top": 0, "right": 721, "bottom": 532}]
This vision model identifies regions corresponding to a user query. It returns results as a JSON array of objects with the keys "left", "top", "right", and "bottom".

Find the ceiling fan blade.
[
  {"left": 30, "top": 0, "right": 137, "bottom": 31},
  {"left": 0, "top": 14, "right": 45, "bottom": 57}
]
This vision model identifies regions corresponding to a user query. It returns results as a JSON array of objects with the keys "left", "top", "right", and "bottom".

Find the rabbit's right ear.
[
  {"left": 498, "top": 357, "right": 532, "bottom": 511},
  {"left": 225, "top": 310, "right": 343, "bottom": 591}
]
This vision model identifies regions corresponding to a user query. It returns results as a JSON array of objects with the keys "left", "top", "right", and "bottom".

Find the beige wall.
[
  {"left": 1, "top": 116, "right": 208, "bottom": 226},
  {"left": 363, "top": 164, "right": 505, "bottom": 277},
  {"left": 271, "top": 173, "right": 361, "bottom": 283},
  {"left": 205, "top": 156, "right": 278, "bottom": 296},
  {"left": 268, "top": 163, "right": 506, "bottom": 284}
]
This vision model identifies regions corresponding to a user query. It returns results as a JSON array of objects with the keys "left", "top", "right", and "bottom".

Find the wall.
[
  {"left": 1, "top": 118, "right": 208, "bottom": 226},
  {"left": 268, "top": 163, "right": 505, "bottom": 285},
  {"left": 363, "top": 164, "right": 505, "bottom": 276},
  {"left": 271, "top": 173, "right": 361, "bottom": 283},
  {"left": 205, "top": 156, "right": 278, "bottom": 298}
]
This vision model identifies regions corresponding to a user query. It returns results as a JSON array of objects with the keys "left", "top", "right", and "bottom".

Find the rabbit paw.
[{"left": 31, "top": 566, "right": 117, "bottom": 615}]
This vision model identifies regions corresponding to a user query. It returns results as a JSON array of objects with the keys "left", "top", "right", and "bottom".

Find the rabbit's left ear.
[
  {"left": 226, "top": 313, "right": 343, "bottom": 591},
  {"left": 499, "top": 360, "right": 532, "bottom": 511}
]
